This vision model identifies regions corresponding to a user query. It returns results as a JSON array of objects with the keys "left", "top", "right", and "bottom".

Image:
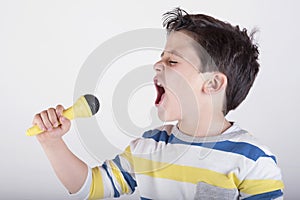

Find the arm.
[
  {"left": 33, "top": 105, "right": 88, "bottom": 194},
  {"left": 33, "top": 105, "right": 138, "bottom": 199},
  {"left": 39, "top": 138, "right": 88, "bottom": 194}
]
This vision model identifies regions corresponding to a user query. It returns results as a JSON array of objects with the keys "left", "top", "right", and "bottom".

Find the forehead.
[{"left": 163, "top": 31, "right": 200, "bottom": 66}]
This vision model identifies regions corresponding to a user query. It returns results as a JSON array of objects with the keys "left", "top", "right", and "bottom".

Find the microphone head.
[{"left": 83, "top": 94, "right": 100, "bottom": 115}]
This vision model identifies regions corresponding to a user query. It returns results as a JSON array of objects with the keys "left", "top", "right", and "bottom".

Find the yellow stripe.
[
  {"left": 120, "top": 146, "right": 134, "bottom": 167},
  {"left": 133, "top": 156, "right": 239, "bottom": 189},
  {"left": 239, "top": 179, "right": 284, "bottom": 195},
  {"left": 133, "top": 156, "right": 284, "bottom": 194},
  {"left": 88, "top": 167, "right": 104, "bottom": 200},
  {"left": 109, "top": 160, "right": 130, "bottom": 194}
]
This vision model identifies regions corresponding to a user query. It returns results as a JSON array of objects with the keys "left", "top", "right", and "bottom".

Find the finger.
[
  {"left": 32, "top": 113, "right": 46, "bottom": 131},
  {"left": 47, "top": 108, "right": 59, "bottom": 128},
  {"left": 40, "top": 110, "right": 53, "bottom": 130},
  {"left": 56, "top": 105, "right": 64, "bottom": 117},
  {"left": 59, "top": 116, "right": 71, "bottom": 133}
]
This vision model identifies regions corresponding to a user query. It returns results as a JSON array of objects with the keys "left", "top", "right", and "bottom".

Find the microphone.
[{"left": 26, "top": 94, "right": 100, "bottom": 136}]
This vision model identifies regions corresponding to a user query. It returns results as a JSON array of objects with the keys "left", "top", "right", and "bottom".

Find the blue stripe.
[
  {"left": 143, "top": 129, "right": 277, "bottom": 163},
  {"left": 102, "top": 163, "right": 120, "bottom": 198},
  {"left": 112, "top": 156, "right": 137, "bottom": 192},
  {"left": 140, "top": 197, "right": 152, "bottom": 200},
  {"left": 143, "top": 129, "right": 171, "bottom": 143},
  {"left": 243, "top": 189, "right": 283, "bottom": 200}
]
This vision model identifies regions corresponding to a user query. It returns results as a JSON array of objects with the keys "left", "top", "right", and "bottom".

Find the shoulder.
[
  {"left": 230, "top": 132, "right": 284, "bottom": 198},
  {"left": 142, "top": 124, "right": 174, "bottom": 138},
  {"left": 128, "top": 124, "right": 175, "bottom": 153},
  {"left": 227, "top": 131, "right": 277, "bottom": 163}
]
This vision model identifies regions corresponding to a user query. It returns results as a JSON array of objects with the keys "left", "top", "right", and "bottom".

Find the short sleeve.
[
  {"left": 76, "top": 145, "right": 137, "bottom": 200},
  {"left": 238, "top": 156, "right": 284, "bottom": 199}
]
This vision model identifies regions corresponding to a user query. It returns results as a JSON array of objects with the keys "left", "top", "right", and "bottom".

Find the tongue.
[
  {"left": 155, "top": 93, "right": 165, "bottom": 105},
  {"left": 155, "top": 86, "right": 165, "bottom": 105},
  {"left": 159, "top": 94, "right": 165, "bottom": 104}
]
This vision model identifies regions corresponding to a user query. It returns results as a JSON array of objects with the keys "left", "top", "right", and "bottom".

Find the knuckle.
[
  {"left": 56, "top": 105, "right": 64, "bottom": 115},
  {"left": 47, "top": 107, "right": 55, "bottom": 113},
  {"left": 41, "top": 110, "right": 47, "bottom": 115},
  {"left": 32, "top": 114, "right": 41, "bottom": 124},
  {"left": 34, "top": 113, "right": 40, "bottom": 119}
]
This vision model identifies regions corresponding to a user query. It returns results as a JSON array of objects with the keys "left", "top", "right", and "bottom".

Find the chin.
[{"left": 157, "top": 108, "right": 180, "bottom": 122}]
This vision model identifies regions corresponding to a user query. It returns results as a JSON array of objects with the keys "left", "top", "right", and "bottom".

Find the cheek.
[
  {"left": 166, "top": 91, "right": 182, "bottom": 118},
  {"left": 162, "top": 69, "right": 200, "bottom": 120},
  {"left": 165, "top": 69, "right": 198, "bottom": 100},
  {"left": 166, "top": 83, "right": 201, "bottom": 121},
  {"left": 157, "top": 91, "right": 181, "bottom": 121}
]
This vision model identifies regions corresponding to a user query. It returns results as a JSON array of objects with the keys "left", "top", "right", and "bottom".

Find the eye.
[{"left": 168, "top": 60, "right": 178, "bottom": 65}]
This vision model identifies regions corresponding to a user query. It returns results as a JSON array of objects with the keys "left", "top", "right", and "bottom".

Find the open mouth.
[{"left": 154, "top": 79, "right": 165, "bottom": 105}]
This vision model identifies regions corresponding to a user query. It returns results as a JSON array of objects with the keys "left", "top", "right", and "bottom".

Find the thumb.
[{"left": 59, "top": 116, "right": 71, "bottom": 133}]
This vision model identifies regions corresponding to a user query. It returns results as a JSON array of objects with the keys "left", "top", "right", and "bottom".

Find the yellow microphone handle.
[
  {"left": 25, "top": 125, "right": 44, "bottom": 136},
  {"left": 26, "top": 96, "right": 93, "bottom": 136},
  {"left": 25, "top": 106, "right": 75, "bottom": 136}
]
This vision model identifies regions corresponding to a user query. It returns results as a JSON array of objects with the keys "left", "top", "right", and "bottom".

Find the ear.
[{"left": 202, "top": 72, "right": 227, "bottom": 94}]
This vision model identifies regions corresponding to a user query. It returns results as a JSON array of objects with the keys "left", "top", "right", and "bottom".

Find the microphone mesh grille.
[{"left": 84, "top": 94, "right": 100, "bottom": 115}]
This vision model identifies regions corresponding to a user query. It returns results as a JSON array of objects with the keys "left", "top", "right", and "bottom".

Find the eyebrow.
[{"left": 160, "top": 50, "right": 183, "bottom": 59}]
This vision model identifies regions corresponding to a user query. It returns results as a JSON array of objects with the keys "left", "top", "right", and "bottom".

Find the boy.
[{"left": 32, "top": 8, "right": 284, "bottom": 199}]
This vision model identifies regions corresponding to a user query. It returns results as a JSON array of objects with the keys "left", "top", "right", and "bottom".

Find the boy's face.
[{"left": 154, "top": 31, "right": 206, "bottom": 122}]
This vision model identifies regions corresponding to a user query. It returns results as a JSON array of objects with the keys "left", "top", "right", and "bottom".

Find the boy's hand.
[{"left": 32, "top": 105, "right": 71, "bottom": 144}]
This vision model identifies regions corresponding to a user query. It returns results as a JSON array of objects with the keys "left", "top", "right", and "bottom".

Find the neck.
[{"left": 177, "top": 113, "right": 231, "bottom": 137}]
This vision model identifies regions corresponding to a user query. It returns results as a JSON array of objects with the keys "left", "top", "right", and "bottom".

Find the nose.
[{"left": 153, "top": 61, "right": 164, "bottom": 73}]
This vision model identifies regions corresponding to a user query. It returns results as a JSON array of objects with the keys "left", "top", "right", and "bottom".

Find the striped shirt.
[{"left": 72, "top": 123, "right": 284, "bottom": 199}]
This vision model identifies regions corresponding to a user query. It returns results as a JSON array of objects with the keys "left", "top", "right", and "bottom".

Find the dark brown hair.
[{"left": 163, "top": 8, "right": 260, "bottom": 115}]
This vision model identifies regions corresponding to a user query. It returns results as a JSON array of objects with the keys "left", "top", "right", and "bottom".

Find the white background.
[{"left": 0, "top": 0, "right": 299, "bottom": 199}]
